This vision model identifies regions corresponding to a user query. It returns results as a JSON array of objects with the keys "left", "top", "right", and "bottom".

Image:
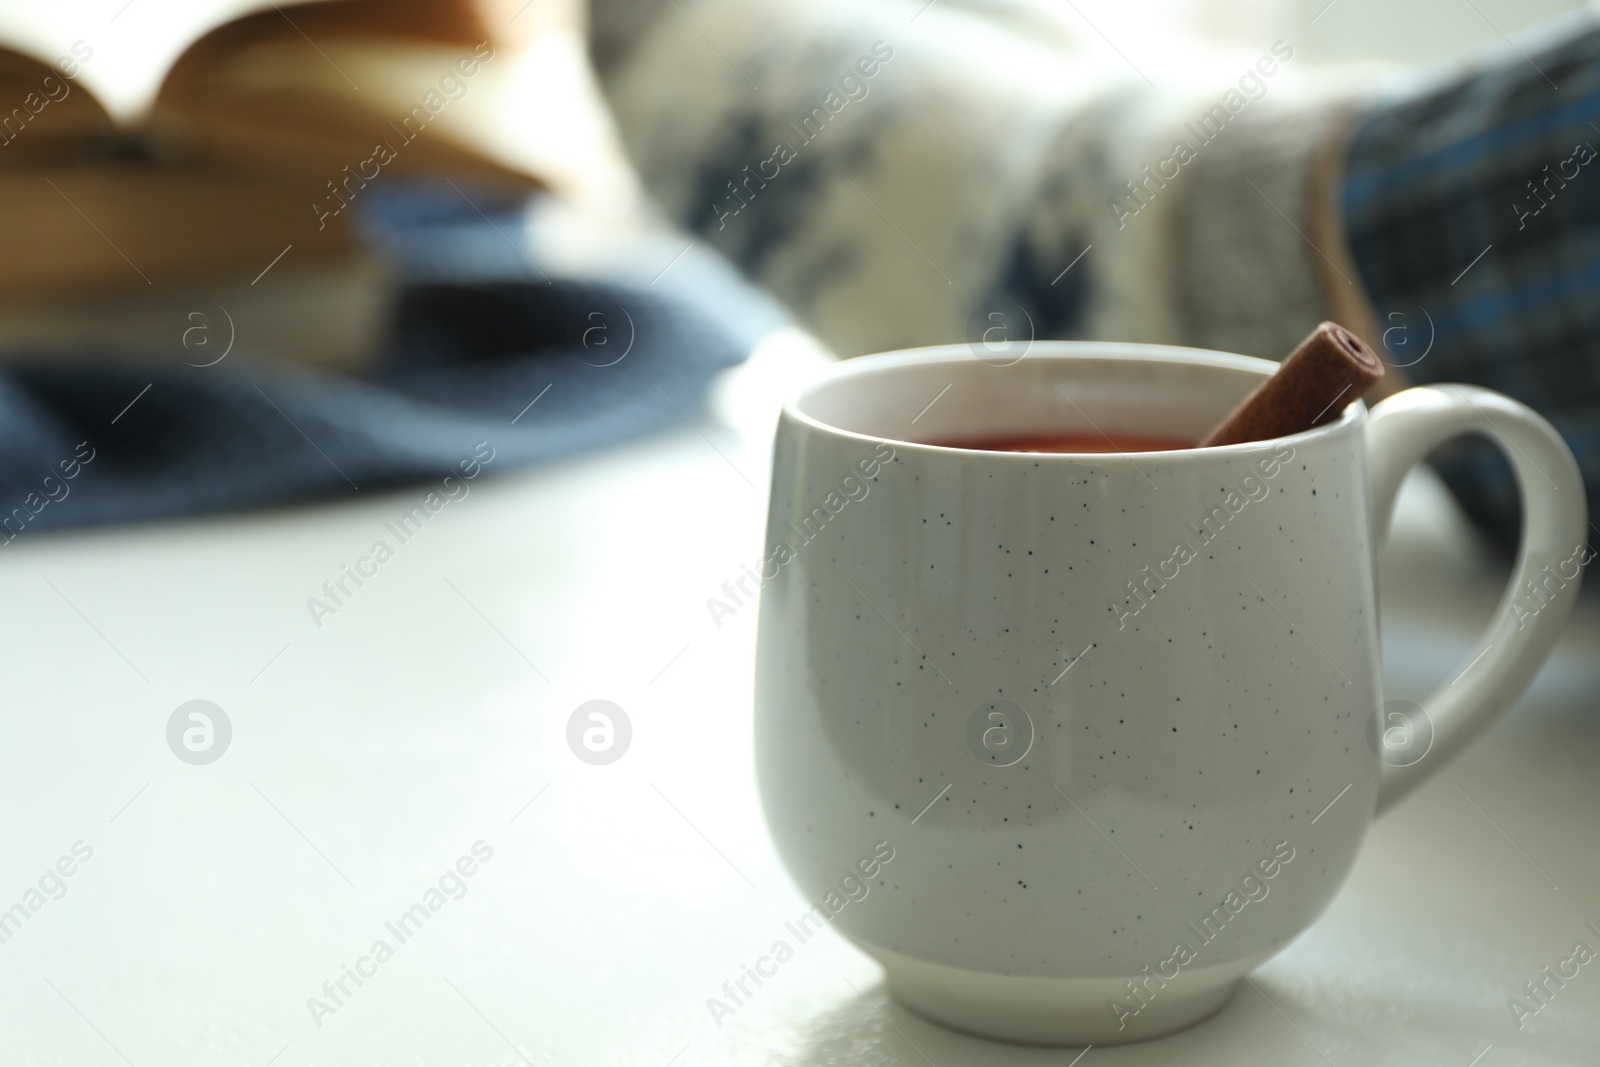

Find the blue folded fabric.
[{"left": 0, "top": 185, "right": 779, "bottom": 537}]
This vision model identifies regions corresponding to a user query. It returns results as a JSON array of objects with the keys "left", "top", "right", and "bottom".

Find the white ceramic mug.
[{"left": 753, "top": 343, "right": 1587, "bottom": 1045}]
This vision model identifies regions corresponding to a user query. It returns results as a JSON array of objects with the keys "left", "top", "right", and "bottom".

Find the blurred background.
[
  {"left": 958, "top": 0, "right": 1592, "bottom": 63},
  {"left": 0, "top": 0, "right": 1594, "bottom": 512}
]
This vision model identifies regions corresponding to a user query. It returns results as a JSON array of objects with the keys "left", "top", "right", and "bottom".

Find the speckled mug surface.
[{"left": 753, "top": 343, "right": 1586, "bottom": 1046}]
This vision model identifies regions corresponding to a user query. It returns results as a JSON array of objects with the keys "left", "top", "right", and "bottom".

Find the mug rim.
[{"left": 783, "top": 341, "right": 1366, "bottom": 460}]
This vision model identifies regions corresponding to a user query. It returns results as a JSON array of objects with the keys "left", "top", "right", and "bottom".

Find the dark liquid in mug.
[{"left": 928, "top": 432, "right": 1192, "bottom": 454}]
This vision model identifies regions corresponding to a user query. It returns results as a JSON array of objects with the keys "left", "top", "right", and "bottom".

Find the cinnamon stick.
[{"left": 1199, "top": 322, "right": 1384, "bottom": 448}]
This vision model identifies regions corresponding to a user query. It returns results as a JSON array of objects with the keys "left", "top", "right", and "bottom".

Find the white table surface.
[{"left": 1, "top": 334, "right": 1596, "bottom": 1067}]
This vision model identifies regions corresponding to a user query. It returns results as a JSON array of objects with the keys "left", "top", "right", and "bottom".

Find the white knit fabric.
[{"left": 600, "top": 0, "right": 1363, "bottom": 358}]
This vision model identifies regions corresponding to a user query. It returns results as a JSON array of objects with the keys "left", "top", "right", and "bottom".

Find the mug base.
[{"left": 870, "top": 943, "right": 1272, "bottom": 1046}]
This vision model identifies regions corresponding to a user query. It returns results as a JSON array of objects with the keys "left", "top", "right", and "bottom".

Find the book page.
[
  {"left": 0, "top": 0, "right": 330, "bottom": 123},
  {"left": 0, "top": 46, "right": 116, "bottom": 157},
  {"left": 156, "top": 30, "right": 633, "bottom": 199}
]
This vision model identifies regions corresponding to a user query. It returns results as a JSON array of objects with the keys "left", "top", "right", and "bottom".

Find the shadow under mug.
[{"left": 753, "top": 343, "right": 1586, "bottom": 1045}]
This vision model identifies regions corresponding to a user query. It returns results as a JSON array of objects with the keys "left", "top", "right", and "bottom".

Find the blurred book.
[
  {"left": 0, "top": 261, "right": 393, "bottom": 374},
  {"left": 0, "top": 0, "right": 637, "bottom": 366}
]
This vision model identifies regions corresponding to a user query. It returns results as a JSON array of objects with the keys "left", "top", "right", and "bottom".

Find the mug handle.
[{"left": 1365, "top": 385, "right": 1588, "bottom": 815}]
